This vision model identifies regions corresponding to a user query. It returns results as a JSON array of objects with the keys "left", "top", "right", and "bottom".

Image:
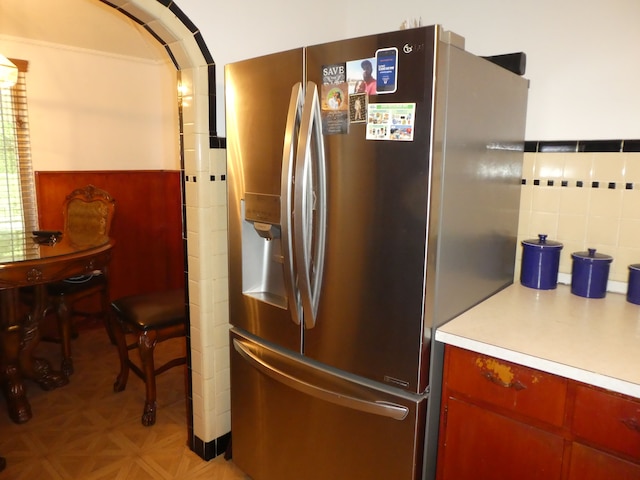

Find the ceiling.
[{"left": 0, "top": 0, "right": 167, "bottom": 61}]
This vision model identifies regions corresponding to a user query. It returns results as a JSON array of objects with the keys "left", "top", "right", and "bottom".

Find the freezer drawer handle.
[{"left": 234, "top": 338, "right": 409, "bottom": 421}]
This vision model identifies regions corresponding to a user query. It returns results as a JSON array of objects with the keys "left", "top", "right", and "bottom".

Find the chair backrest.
[{"left": 62, "top": 185, "right": 115, "bottom": 247}]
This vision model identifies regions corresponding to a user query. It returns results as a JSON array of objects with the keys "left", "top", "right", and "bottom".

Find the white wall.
[
  {"left": 179, "top": 0, "right": 640, "bottom": 140},
  {"left": 4, "top": 0, "right": 637, "bottom": 172},
  {"left": 177, "top": 0, "right": 347, "bottom": 138},
  {"left": 0, "top": 35, "right": 179, "bottom": 172}
]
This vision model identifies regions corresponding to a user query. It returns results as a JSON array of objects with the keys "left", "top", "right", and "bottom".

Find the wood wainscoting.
[{"left": 35, "top": 171, "right": 185, "bottom": 302}]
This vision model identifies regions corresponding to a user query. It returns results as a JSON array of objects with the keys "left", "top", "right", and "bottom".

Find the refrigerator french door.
[{"left": 226, "top": 25, "right": 528, "bottom": 480}]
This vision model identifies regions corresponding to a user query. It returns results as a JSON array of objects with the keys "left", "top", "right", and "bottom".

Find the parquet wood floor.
[{"left": 0, "top": 319, "right": 249, "bottom": 479}]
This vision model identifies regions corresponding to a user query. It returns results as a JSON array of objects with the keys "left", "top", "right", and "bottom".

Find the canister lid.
[
  {"left": 629, "top": 264, "right": 640, "bottom": 271},
  {"left": 571, "top": 248, "right": 613, "bottom": 263},
  {"left": 521, "top": 234, "right": 563, "bottom": 249}
]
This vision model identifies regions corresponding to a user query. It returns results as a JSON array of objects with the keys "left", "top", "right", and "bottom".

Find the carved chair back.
[{"left": 62, "top": 185, "right": 115, "bottom": 247}]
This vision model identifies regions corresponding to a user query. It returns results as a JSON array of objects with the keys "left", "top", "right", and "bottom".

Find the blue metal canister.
[
  {"left": 520, "top": 234, "right": 563, "bottom": 290},
  {"left": 627, "top": 264, "right": 640, "bottom": 305},
  {"left": 570, "top": 248, "right": 613, "bottom": 298}
]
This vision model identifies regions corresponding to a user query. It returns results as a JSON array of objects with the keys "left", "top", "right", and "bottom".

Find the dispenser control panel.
[{"left": 244, "top": 192, "right": 281, "bottom": 225}]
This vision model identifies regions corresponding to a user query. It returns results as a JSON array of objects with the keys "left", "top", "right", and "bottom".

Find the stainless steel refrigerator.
[{"left": 225, "top": 25, "right": 528, "bottom": 480}]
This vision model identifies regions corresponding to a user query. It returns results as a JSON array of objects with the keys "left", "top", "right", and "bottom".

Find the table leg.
[
  {"left": 20, "top": 285, "right": 69, "bottom": 391},
  {"left": 0, "top": 289, "right": 32, "bottom": 423}
]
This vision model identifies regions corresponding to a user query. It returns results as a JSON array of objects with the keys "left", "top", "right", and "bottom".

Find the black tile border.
[
  {"left": 191, "top": 432, "right": 232, "bottom": 461},
  {"left": 579, "top": 140, "right": 622, "bottom": 152},
  {"left": 143, "top": 24, "right": 167, "bottom": 46},
  {"left": 538, "top": 141, "right": 577, "bottom": 153},
  {"left": 521, "top": 179, "right": 635, "bottom": 190},
  {"left": 168, "top": 2, "right": 199, "bottom": 33},
  {"left": 195, "top": 32, "right": 215, "bottom": 66},
  {"left": 210, "top": 136, "right": 226, "bottom": 149},
  {"left": 624, "top": 140, "right": 640, "bottom": 152},
  {"left": 526, "top": 140, "right": 640, "bottom": 153},
  {"left": 117, "top": 8, "right": 145, "bottom": 26},
  {"left": 163, "top": 45, "right": 179, "bottom": 70}
]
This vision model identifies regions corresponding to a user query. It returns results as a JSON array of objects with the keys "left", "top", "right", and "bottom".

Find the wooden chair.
[
  {"left": 110, "top": 289, "right": 187, "bottom": 426},
  {"left": 44, "top": 185, "right": 116, "bottom": 376}
]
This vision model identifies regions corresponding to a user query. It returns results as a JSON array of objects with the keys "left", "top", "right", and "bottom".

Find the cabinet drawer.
[
  {"left": 445, "top": 346, "right": 568, "bottom": 427},
  {"left": 572, "top": 384, "right": 640, "bottom": 460}
]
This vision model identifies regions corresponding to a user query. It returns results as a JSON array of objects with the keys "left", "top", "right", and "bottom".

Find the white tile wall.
[
  {"left": 184, "top": 138, "right": 230, "bottom": 442},
  {"left": 516, "top": 152, "right": 640, "bottom": 287},
  {"left": 130, "top": 0, "right": 232, "bottom": 446}
]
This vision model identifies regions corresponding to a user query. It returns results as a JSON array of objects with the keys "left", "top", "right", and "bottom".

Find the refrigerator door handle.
[
  {"left": 280, "top": 82, "right": 304, "bottom": 326},
  {"left": 234, "top": 337, "right": 409, "bottom": 420},
  {"left": 293, "top": 81, "right": 327, "bottom": 329}
]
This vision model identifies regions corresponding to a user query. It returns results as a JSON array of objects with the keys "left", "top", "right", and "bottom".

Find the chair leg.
[
  {"left": 111, "top": 316, "right": 131, "bottom": 393},
  {"left": 99, "top": 286, "right": 116, "bottom": 346},
  {"left": 55, "top": 297, "right": 74, "bottom": 377},
  {"left": 138, "top": 330, "right": 158, "bottom": 427}
]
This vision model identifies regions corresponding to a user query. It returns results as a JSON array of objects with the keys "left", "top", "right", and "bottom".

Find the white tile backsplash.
[
  {"left": 621, "top": 190, "right": 640, "bottom": 220},
  {"left": 518, "top": 151, "right": 640, "bottom": 284},
  {"left": 591, "top": 152, "right": 627, "bottom": 183}
]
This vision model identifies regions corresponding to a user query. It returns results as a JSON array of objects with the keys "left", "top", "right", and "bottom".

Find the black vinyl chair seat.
[{"left": 111, "top": 289, "right": 186, "bottom": 332}]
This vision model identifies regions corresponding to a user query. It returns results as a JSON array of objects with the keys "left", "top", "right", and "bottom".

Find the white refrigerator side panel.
[{"left": 422, "top": 41, "right": 529, "bottom": 480}]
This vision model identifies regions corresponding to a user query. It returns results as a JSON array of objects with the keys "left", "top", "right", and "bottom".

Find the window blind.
[{"left": 0, "top": 58, "right": 38, "bottom": 244}]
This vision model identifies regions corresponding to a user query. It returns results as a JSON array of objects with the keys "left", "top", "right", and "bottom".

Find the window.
[{"left": 0, "top": 58, "right": 38, "bottom": 242}]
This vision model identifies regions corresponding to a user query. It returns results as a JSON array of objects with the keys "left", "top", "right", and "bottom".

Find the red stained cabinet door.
[
  {"left": 437, "top": 397, "right": 564, "bottom": 480},
  {"left": 572, "top": 384, "right": 640, "bottom": 460},
  {"left": 567, "top": 443, "right": 640, "bottom": 480}
]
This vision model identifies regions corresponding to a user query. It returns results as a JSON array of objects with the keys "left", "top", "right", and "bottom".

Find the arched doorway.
[{"left": 98, "top": 0, "right": 228, "bottom": 460}]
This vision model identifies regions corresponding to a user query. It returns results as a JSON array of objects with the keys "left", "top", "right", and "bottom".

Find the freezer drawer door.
[{"left": 230, "top": 329, "right": 427, "bottom": 480}]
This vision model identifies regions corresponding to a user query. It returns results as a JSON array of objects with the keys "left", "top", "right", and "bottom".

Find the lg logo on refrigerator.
[{"left": 403, "top": 43, "right": 425, "bottom": 54}]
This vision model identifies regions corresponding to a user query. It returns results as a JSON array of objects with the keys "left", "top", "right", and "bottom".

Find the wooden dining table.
[{"left": 0, "top": 232, "right": 114, "bottom": 423}]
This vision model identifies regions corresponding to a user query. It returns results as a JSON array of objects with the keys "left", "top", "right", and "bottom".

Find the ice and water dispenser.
[{"left": 241, "top": 192, "right": 288, "bottom": 309}]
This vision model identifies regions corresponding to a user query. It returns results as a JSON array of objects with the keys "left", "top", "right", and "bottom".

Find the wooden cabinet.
[
  {"left": 438, "top": 397, "right": 564, "bottom": 480},
  {"left": 572, "top": 384, "right": 640, "bottom": 460},
  {"left": 569, "top": 385, "right": 640, "bottom": 479},
  {"left": 567, "top": 444, "right": 640, "bottom": 480},
  {"left": 437, "top": 346, "right": 640, "bottom": 480},
  {"left": 444, "top": 343, "right": 568, "bottom": 426}
]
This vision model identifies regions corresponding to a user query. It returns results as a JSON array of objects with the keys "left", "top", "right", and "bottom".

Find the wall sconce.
[{"left": 0, "top": 54, "right": 19, "bottom": 88}]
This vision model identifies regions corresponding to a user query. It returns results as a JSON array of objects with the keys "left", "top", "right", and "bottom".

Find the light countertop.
[{"left": 435, "top": 283, "right": 640, "bottom": 398}]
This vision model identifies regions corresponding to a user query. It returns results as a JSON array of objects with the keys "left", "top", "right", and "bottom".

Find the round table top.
[{"left": 0, "top": 232, "right": 114, "bottom": 289}]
